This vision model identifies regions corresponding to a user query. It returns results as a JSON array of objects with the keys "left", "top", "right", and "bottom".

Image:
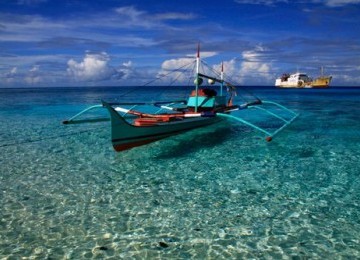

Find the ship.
[{"left": 275, "top": 68, "right": 332, "bottom": 88}]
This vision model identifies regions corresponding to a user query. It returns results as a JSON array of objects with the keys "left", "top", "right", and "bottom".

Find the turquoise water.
[{"left": 1, "top": 86, "right": 359, "bottom": 258}]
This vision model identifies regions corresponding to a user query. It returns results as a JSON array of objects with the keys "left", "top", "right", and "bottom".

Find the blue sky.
[{"left": 1, "top": 0, "right": 360, "bottom": 87}]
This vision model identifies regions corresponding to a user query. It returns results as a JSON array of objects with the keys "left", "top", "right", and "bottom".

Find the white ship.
[{"left": 275, "top": 70, "right": 332, "bottom": 88}]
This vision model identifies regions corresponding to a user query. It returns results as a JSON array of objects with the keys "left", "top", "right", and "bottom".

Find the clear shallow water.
[{"left": 0, "top": 86, "right": 359, "bottom": 259}]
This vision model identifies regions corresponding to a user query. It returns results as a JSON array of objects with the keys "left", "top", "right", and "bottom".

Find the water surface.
[{"left": 1, "top": 86, "right": 359, "bottom": 258}]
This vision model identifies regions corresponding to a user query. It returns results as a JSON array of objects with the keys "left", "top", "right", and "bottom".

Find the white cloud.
[
  {"left": 234, "top": 0, "right": 288, "bottom": 6},
  {"left": 115, "top": 6, "right": 145, "bottom": 22},
  {"left": 116, "top": 61, "right": 133, "bottom": 80},
  {"left": 153, "top": 12, "right": 196, "bottom": 21},
  {"left": 25, "top": 65, "right": 41, "bottom": 84},
  {"left": 114, "top": 6, "right": 196, "bottom": 29},
  {"left": 234, "top": 0, "right": 360, "bottom": 6},
  {"left": 211, "top": 59, "right": 238, "bottom": 80},
  {"left": 161, "top": 51, "right": 217, "bottom": 71},
  {"left": 156, "top": 51, "right": 218, "bottom": 84},
  {"left": 115, "top": 5, "right": 196, "bottom": 22},
  {"left": 158, "top": 57, "right": 195, "bottom": 84},
  {"left": 29, "top": 65, "right": 39, "bottom": 72},
  {"left": 10, "top": 67, "right": 18, "bottom": 74},
  {"left": 238, "top": 46, "right": 273, "bottom": 84},
  {"left": 161, "top": 58, "right": 194, "bottom": 71},
  {"left": 0, "top": 5, "right": 195, "bottom": 46},
  {"left": 208, "top": 47, "right": 273, "bottom": 85},
  {"left": 156, "top": 48, "right": 274, "bottom": 86},
  {"left": 240, "top": 60, "right": 271, "bottom": 80},
  {"left": 3, "top": 67, "right": 18, "bottom": 83},
  {"left": 0, "top": 13, "right": 68, "bottom": 42},
  {"left": 67, "top": 52, "right": 126, "bottom": 82},
  {"left": 324, "top": 0, "right": 360, "bottom": 7},
  {"left": 198, "top": 51, "right": 218, "bottom": 59}
]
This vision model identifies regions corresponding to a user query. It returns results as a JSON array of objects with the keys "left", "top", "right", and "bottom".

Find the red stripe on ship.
[
  {"left": 133, "top": 117, "right": 170, "bottom": 126},
  {"left": 113, "top": 138, "right": 162, "bottom": 151}
]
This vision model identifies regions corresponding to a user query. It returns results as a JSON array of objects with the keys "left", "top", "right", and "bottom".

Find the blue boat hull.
[{"left": 102, "top": 102, "right": 223, "bottom": 151}]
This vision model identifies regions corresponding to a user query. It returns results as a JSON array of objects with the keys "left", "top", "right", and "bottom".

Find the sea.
[{"left": 0, "top": 86, "right": 359, "bottom": 259}]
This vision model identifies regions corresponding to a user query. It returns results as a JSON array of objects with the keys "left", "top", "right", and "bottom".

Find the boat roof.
[{"left": 291, "top": 72, "right": 307, "bottom": 76}]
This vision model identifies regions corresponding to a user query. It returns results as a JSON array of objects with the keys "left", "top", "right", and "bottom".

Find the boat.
[
  {"left": 275, "top": 68, "right": 332, "bottom": 88},
  {"left": 63, "top": 46, "right": 298, "bottom": 152}
]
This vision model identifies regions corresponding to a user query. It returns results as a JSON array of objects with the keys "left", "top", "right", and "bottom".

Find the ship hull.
[
  {"left": 275, "top": 75, "right": 332, "bottom": 88},
  {"left": 310, "top": 76, "right": 332, "bottom": 88}
]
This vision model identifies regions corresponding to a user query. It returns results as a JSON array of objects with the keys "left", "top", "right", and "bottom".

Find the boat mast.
[
  {"left": 220, "top": 62, "right": 224, "bottom": 96},
  {"left": 195, "top": 43, "right": 200, "bottom": 112}
]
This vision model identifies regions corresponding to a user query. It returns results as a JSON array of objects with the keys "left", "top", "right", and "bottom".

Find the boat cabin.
[
  {"left": 187, "top": 88, "right": 227, "bottom": 111},
  {"left": 288, "top": 73, "right": 311, "bottom": 83}
]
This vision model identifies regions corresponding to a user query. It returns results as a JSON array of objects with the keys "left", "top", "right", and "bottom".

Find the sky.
[{"left": 1, "top": 0, "right": 360, "bottom": 87}]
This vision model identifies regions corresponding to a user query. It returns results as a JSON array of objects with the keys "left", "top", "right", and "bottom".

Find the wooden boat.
[{"left": 63, "top": 46, "right": 298, "bottom": 152}]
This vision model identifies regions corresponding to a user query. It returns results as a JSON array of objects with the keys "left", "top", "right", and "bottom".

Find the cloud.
[
  {"left": 161, "top": 58, "right": 193, "bottom": 70},
  {"left": 38, "top": 37, "right": 110, "bottom": 49},
  {"left": 67, "top": 52, "right": 128, "bottom": 82},
  {"left": 324, "top": 0, "right": 360, "bottom": 6},
  {"left": 1, "top": 2, "right": 359, "bottom": 87},
  {"left": 234, "top": 0, "right": 288, "bottom": 6},
  {"left": 0, "top": 13, "right": 70, "bottom": 45},
  {"left": 161, "top": 51, "right": 217, "bottom": 70},
  {"left": 234, "top": 0, "right": 360, "bottom": 7},
  {"left": 157, "top": 57, "right": 195, "bottom": 84},
  {"left": 2, "top": 65, "right": 42, "bottom": 85},
  {"left": 156, "top": 48, "right": 275, "bottom": 86},
  {"left": 10, "top": 67, "right": 17, "bottom": 74},
  {"left": 239, "top": 47, "right": 273, "bottom": 84},
  {"left": 115, "top": 6, "right": 146, "bottom": 23},
  {"left": 210, "top": 46, "right": 273, "bottom": 85},
  {"left": 218, "top": 59, "right": 238, "bottom": 79},
  {"left": 115, "top": 5, "right": 196, "bottom": 22},
  {"left": 1, "top": 52, "right": 135, "bottom": 86},
  {"left": 116, "top": 61, "right": 133, "bottom": 80},
  {"left": 17, "top": 0, "right": 47, "bottom": 5},
  {"left": 156, "top": 51, "right": 219, "bottom": 84},
  {"left": 3, "top": 67, "right": 18, "bottom": 83},
  {"left": 114, "top": 5, "right": 196, "bottom": 29},
  {"left": 25, "top": 65, "right": 42, "bottom": 84},
  {"left": 0, "top": 9, "right": 153, "bottom": 48},
  {"left": 153, "top": 12, "right": 197, "bottom": 21}
]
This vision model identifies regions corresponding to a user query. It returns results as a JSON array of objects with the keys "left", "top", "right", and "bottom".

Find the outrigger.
[{"left": 63, "top": 46, "right": 298, "bottom": 152}]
